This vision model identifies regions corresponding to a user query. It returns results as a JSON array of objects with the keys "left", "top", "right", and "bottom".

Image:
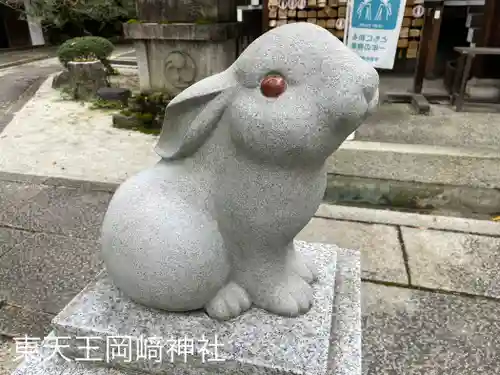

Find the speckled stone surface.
[
  {"left": 401, "top": 227, "right": 500, "bottom": 297},
  {"left": 297, "top": 218, "right": 407, "bottom": 284},
  {"left": 328, "top": 249, "right": 361, "bottom": 375},
  {"left": 362, "top": 283, "right": 500, "bottom": 374},
  {"left": 11, "top": 332, "right": 129, "bottom": 375},
  {"left": 51, "top": 241, "right": 337, "bottom": 374},
  {"left": 101, "top": 22, "right": 379, "bottom": 320},
  {"left": 12, "top": 242, "right": 361, "bottom": 375}
]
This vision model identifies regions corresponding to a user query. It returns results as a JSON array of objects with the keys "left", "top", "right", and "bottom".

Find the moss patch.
[
  {"left": 131, "top": 126, "right": 161, "bottom": 135},
  {"left": 195, "top": 18, "right": 216, "bottom": 24},
  {"left": 109, "top": 90, "right": 171, "bottom": 134},
  {"left": 91, "top": 98, "right": 125, "bottom": 110}
]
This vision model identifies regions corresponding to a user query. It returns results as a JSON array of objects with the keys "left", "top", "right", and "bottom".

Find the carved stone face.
[{"left": 226, "top": 22, "right": 379, "bottom": 166}]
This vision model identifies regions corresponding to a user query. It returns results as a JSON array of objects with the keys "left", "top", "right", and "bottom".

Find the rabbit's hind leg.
[{"left": 205, "top": 282, "right": 252, "bottom": 320}]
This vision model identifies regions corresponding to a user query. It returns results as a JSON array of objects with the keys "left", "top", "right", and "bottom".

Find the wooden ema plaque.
[
  {"left": 266, "top": 0, "right": 347, "bottom": 41},
  {"left": 266, "top": 0, "right": 423, "bottom": 61}
]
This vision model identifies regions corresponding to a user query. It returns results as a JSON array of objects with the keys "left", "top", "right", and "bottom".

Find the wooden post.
[
  {"left": 262, "top": 0, "right": 270, "bottom": 32},
  {"left": 474, "top": 0, "right": 497, "bottom": 77},
  {"left": 413, "top": 0, "right": 443, "bottom": 94},
  {"left": 424, "top": 1, "right": 444, "bottom": 79},
  {"left": 478, "top": 0, "right": 495, "bottom": 47}
]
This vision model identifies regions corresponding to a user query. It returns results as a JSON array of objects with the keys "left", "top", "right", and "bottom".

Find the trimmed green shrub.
[{"left": 57, "top": 36, "right": 114, "bottom": 73}]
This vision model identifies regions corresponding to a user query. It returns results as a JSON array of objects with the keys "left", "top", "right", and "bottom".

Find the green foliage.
[
  {"left": 113, "top": 91, "right": 171, "bottom": 134},
  {"left": 0, "top": 0, "right": 136, "bottom": 38},
  {"left": 26, "top": 0, "right": 136, "bottom": 28},
  {"left": 90, "top": 98, "right": 125, "bottom": 110},
  {"left": 72, "top": 52, "right": 98, "bottom": 62},
  {"left": 133, "top": 126, "right": 161, "bottom": 135},
  {"left": 57, "top": 36, "right": 114, "bottom": 71},
  {"left": 128, "top": 91, "right": 171, "bottom": 120}
]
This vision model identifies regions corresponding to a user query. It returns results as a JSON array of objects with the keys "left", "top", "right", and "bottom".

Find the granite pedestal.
[{"left": 11, "top": 241, "right": 361, "bottom": 375}]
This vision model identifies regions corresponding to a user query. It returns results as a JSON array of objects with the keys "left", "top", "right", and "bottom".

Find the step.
[
  {"left": 328, "top": 141, "right": 500, "bottom": 189},
  {"left": 323, "top": 174, "right": 500, "bottom": 220},
  {"left": 355, "top": 103, "right": 500, "bottom": 150}
]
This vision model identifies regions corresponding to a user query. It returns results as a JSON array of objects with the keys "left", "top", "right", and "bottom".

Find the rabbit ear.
[{"left": 155, "top": 70, "right": 238, "bottom": 160}]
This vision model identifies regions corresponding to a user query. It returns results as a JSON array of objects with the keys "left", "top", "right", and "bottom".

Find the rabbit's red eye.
[{"left": 260, "top": 75, "right": 287, "bottom": 98}]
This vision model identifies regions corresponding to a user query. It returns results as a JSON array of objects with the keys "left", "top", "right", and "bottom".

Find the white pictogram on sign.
[
  {"left": 356, "top": 0, "right": 373, "bottom": 20},
  {"left": 375, "top": 0, "right": 392, "bottom": 21}
]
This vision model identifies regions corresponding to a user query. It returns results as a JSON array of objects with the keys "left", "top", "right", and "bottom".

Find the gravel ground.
[{"left": 0, "top": 71, "right": 159, "bottom": 183}]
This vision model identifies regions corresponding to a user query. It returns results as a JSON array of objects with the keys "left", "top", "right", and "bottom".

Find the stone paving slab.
[
  {"left": 0, "top": 228, "right": 25, "bottom": 258},
  {"left": 297, "top": 218, "right": 408, "bottom": 284},
  {"left": 402, "top": 227, "right": 500, "bottom": 298},
  {"left": 0, "top": 304, "right": 53, "bottom": 339},
  {"left": 0, "top": 172, "right": 118, "bottom": 192},
  {"left": 362, "top": 282, "right": 500, "bottom": 375},
  {"left": 0, "top": 48, "right": 57, "bottom": 68},
  {"left": 0, "top": 181, "right": 46, "bottom": 224},
  {"left": 0, "top": 231, "right": 102, "bottom": 315},
  {"left": 5, "top": 184, "right": 112, "bottom": 240}
]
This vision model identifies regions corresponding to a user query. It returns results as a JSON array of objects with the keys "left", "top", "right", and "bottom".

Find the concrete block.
[
  {"left": 355, "top": 103, "right": 500, "bottom": 151},
  {"left": 314, "top": 204, "right": 500, "bottom": 236},
  {"left": 328, "top": 141, "right": 500, "bottom": 189},
  {"left": 410, "top": 93, "right": 430, "bottom": 115}
]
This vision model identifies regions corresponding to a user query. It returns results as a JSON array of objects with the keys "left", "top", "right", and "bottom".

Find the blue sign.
[
  {"left": 351, "top": 0, "right": 402, "bottom": 30},
  {"left": 349, "top": 33, "right": 389, "bottom": 63}
]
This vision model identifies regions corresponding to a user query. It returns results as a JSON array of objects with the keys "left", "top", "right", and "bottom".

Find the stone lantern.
[{"left": 123, "top": 0, "right": 241, "bottom": 95}]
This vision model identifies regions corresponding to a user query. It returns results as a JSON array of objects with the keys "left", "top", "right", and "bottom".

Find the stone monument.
[
  {"left": 123, "top": 0, "right": 241, "bottom": 94},
  {"left": 12, "top": 22, "right": 378, "bottom": 375}
]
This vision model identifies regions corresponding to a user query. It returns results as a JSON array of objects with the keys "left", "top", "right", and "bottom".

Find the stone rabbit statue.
[{"left": 101, "top": 22, "right": 379, "bottom": 320}]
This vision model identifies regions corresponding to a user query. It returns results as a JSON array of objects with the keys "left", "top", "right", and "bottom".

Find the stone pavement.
[
  {"left": 0, "top": 61, "right": 62, "bottom": 134},
  {"left": 0, "top": 47, "right": 58, "bottom": 69},
  {"left": 1, "top": 171, "right": 500, "bottom": 374}
]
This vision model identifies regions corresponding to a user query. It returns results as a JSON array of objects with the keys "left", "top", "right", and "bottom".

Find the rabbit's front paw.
[
  {"left": 205, "top": 282, "right": 252, "bottom": 320},
  {"left": 290, "top": 252, "right": 318, "bottom": 284},
  {"left": 254, "top": 274, "right": 313, "bottom": 317}
]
